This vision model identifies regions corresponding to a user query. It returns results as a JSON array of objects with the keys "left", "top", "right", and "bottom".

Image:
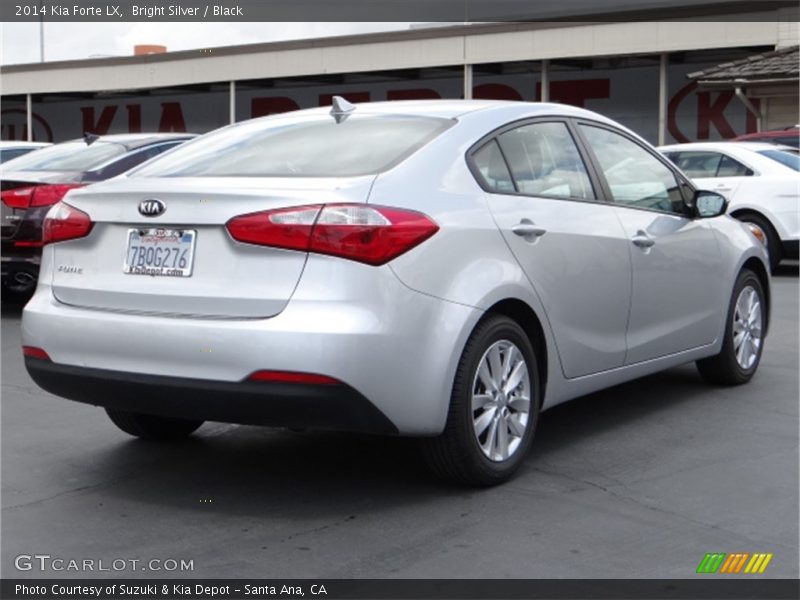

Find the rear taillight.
[
  {"left": 42, "top": 202, "right": 93, "bottom": 245},
  {"left": 226, "top": 204, "right": 438, "bottom": 266},
  {"left": 30, "top": 184, "right": 84, "bottom": 207},
  {"left": 1, "top": 187, "right": 35, "bottom": 209},
  {"left": 0, "top": 184, "right": 83, "bottom": 210}
]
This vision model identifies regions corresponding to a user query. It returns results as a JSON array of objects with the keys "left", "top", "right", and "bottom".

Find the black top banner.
[{"left": 1, "top": 0, "right": 796, "bottom": 22}]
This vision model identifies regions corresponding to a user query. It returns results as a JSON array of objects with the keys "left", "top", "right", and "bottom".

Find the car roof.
[
  {"left": 258, "top": 99, "right": 616, "bottom": 123},
  {"left": 0, "top": 141, "right": 50, "bottom": 148},
  {"left": 736, "top": 128, "right": 799, "bottom": 139},
  {"left": 658, "top": 141, "right": 796, "bottom": 152}
]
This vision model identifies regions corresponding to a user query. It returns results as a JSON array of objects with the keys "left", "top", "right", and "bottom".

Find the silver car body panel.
[{"left": 22, "top": 101, "right": 770, "bottom": 434}]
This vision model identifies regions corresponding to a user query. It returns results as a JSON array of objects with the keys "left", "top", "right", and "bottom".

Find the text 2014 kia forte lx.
[{"left": 22, "top": 100, "right": 770, "bottom": 485}]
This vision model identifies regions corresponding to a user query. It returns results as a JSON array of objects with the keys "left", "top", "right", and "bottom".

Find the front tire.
[
  {"left": 422, "top": 315, "right": 540, "bottom": 486},
  {"left": 105, "top": 408, "right": 203, "bottom": 440},
  {"left": 696, "top": 269, "right": 766, "bottom": 385}
]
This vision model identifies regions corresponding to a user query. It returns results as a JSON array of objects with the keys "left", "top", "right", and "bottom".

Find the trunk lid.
[{"left": 49, "top": 175, "right": 375, "bottom": 318}]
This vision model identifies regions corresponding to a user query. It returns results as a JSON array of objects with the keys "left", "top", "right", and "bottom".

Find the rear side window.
[
  {"left": 133, "top": 115, "right": 452, "bottom": 178},
  {"left": 497, "top": 122, "right": 595, "bottom": 200},
  {"left": 471, "top": 140, "right": 515, "bottom": 193},
  {"left": 717, "top": 155, "right": 752, "bottom": 177}
]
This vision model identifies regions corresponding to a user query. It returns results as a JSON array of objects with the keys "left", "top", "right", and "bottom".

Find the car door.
[
  {"left": 579, "top": 124, "right": 725, "bottom": 364},
  {"left": 475, "top": 120, "right": 632, "bottom": 378}
]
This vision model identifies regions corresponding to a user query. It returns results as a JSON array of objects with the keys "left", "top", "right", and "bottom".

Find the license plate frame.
[{"left": 123, "top": 228, "right": 196, "bottom": 277}]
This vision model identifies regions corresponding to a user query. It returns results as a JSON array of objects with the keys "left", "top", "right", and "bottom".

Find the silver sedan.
[{"left": 22, "top": 100, "right": 770, "bottom": 485}]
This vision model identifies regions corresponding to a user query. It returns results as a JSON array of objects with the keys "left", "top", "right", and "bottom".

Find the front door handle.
[
  {"left": 631, "top": 232, "right": 655, "bottom": 248},
  {"left": 512, "top": 220, "right": 547, "bottom": 238}
]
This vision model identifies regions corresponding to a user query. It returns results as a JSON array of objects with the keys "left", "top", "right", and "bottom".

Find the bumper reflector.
[
  {"left": 22, "top": 346, "right": 51, "bottom": 361},
  {"left": 247, "top": 370, "right": 341, "bottom": 385}
]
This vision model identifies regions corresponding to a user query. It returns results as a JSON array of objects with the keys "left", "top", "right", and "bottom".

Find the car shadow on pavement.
[{"left": 90, "top": 363, "right": 712, "bottom": 516}]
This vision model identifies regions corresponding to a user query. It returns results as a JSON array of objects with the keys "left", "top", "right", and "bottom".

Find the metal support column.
[
  {"left": 658, "top": 53, "right": 668, "bottom": 146},
  {"left": 463, "top": 64, "right": 473, "bottom": 100},
  {"left": 26, "top": 94, "right": 33, "bottom": 141},
  {"left": 541, "top": 59, "right": 550, "bottom": 102},
  {"left": 229, "top": 81, "right": 236, "bottom": 124}
]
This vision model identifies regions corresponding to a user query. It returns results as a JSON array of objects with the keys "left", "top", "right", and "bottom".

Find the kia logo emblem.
[{"left": 138, "top": 199, "right": 166, "bottom": 217}]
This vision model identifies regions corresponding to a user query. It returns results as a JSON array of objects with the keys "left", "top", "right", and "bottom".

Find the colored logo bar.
[{"left": 696, "top": 553, "right": 773, "bottom": 574}]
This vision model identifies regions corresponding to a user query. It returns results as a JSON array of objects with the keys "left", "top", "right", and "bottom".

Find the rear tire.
[
  {"left": 422, "top": 315, "right": 540, "bottom": 486},
  {"left": 105, "top": 408, "right": 203, "bottom": 440},
  {"left": 736, "top": 213, "right": 781, "bottom": 273},
  {"left": 696, "top": 269, "right": 765, "bottom": 385}
]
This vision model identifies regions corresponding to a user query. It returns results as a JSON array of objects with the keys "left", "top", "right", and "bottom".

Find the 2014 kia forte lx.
[{"left": 22, "top": 100, "right": 770, "bottom": 485}]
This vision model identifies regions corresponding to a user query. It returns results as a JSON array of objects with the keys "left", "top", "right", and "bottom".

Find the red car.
[{"left": 735, "top": 127, "right": 799, "bottom": 148}]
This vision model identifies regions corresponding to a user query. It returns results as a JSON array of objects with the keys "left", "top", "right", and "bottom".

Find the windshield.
[
  {"left": 758, "top": 149, "right": 800, "bottom": 172},
  {"left": 0, "top": 141, "right": 127, "bottom": 172},
  {"left": 132, "top": 115, "right": 452, "bottom": 178}
]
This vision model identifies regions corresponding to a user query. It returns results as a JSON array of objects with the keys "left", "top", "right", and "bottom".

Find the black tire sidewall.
[
  {"left": 720, "top": 270, "right": 766, "bottom": 382},
  {"left": 453, "top": 316, "right": 540, "bottom": 483}
]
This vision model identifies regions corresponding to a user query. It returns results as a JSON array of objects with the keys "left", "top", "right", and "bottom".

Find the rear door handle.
[
  {"left": 631, "top": 232, "right": 655, "bottom": 248},
  {"left": 512, "top": 221, "right": 547, "bottom": 238}
]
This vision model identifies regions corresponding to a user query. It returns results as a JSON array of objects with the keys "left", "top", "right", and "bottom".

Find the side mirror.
[{"left": 694, "top": 191, "right": 728, "bottom": 218}]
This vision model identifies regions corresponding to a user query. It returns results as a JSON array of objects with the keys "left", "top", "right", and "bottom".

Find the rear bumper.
[
  {"left": 22, "top": 253, "right": 482, "bottom": 435},
  {"left": 25, "top": 357, "right": 398, "bottom": 434}
]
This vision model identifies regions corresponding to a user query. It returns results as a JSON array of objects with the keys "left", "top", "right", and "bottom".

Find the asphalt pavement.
[{"left": 2, "top": 265, "right": 798, "bottom": 580}]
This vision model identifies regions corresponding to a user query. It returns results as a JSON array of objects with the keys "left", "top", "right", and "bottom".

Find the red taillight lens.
[
  {"left": 22, "top": 346, "right": 50, "bottom": 360},
  {"left": 30, "top": 184, "right": 84, "bottom": 207},
  {"left": 226, "top": 205, "right": 321, "bottom": 252},
  {"left": 0, "top": 184, "right": 84, "bottom": 210},
  {"left": 42, "top": 202, "right": 93, "bottom": 245},
  {"left": 248, "top": 370, "right": 341, "bottom": 385},
  {"left": 226, "top": 204, "right": 438, "bottom": 266},
  {"left": 1, "top": 187, "right": 35, "bottom": 209}
]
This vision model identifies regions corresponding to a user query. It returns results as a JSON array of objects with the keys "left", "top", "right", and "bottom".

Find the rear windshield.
[
  {"left": 758, "top": 149, "right": 800, "bottom": 172},
  {"left": 132, "top": 115, "right": 452, "bottom": 178},
  {"left": 0, "top": 141, "right": 127, "bottom": 172}
]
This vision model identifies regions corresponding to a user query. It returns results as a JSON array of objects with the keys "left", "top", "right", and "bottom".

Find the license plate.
[{"left": 123, "top": 228, "right": 196, "bottom": 277}]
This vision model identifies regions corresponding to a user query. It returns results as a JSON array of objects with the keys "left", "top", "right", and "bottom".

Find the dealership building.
[{"left": 1, "top": 3, "right": 798, "bottom": 146}]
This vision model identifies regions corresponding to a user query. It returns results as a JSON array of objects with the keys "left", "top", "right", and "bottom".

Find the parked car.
[
  {"left": 0, "top": 141, "right": 50, "bottom": 164},
  {"left": 659, "top": 141, "right": 799, "bottom": 271},
  {"left": 1, "top": 133, "right": 195, "bottom": 295},
  {"left": 735, "top": 127, "right": 799, "bottom": 148},
  {"left": 22, "top": 101, "right": 770, "bottom": 485}
]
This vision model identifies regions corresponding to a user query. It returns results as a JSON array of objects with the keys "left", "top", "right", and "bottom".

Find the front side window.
[
  {"left": 581, "top": 125, "right": 684, "bottom": 214},
  {"left": 496, "top": 122, "right": 594, "bottom": 200}
]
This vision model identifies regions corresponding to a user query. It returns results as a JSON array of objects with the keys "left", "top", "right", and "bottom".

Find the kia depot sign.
[{"left": 1, "top": 62, "right": 756, "bottom": 144}]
